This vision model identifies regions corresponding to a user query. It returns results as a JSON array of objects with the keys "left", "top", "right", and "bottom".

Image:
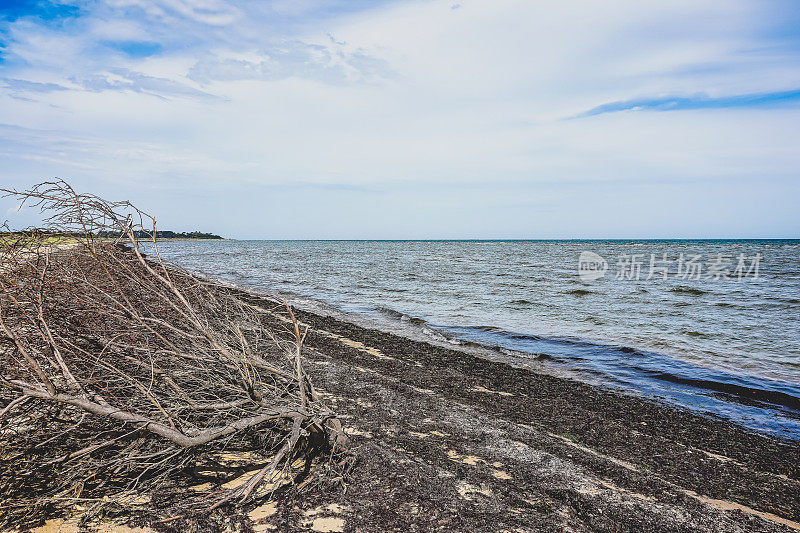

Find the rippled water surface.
[{"left": 147, "top": 240, "right": 800, "bottom": 438}]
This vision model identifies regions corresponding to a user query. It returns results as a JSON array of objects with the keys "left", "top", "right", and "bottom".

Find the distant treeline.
[
  {"left": 96, "top": 230, "right": 224, "bottom": 240},
  {"left": 0, "top": 230, "right": 223, "bottom": 240}
]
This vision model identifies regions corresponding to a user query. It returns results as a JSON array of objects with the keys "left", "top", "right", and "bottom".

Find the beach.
[
  {"left": 15, "top": 280, "right": 800, "bottom": 533},
  {"left": 3, "top": 240, "right": 799, "bottom": 532},
  {"left": 224, "top": 290, "right": 800, "bottom": 532}
]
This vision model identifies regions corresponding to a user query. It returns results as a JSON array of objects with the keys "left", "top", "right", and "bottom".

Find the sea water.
[{"left": 145, "top": 239, "right": 800, "bottom": 439}]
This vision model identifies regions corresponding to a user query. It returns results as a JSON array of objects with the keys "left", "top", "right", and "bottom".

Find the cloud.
[
  {"left": 104, "top": 0, "right": 242, "bottom": 26},
  {"left": 577, "top": 88, "right": 800, "bottom": 117},
  {"left": 0, "top": 0, "right": 799, "bottom": 237},
  {"left": 74, "top": 68, "right": 213, "bottom": 98},
  {"left": 5, "top": 200, "right": 25, "bottom": 216},
  {"left": 187, "top": 40, "right": 392, "bottom": 84},
  {"left": 0, "top": 121, "right": 236, "bottom": 187},
  {"left": 1, "top": 77, "right": 68, "bottom": 93}
]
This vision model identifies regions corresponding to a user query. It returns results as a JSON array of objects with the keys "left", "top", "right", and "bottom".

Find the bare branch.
[{"left": 0, "top": 180, "right": 349, "bottom": 528}]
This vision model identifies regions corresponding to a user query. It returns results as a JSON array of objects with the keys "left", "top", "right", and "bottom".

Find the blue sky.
[{"left": 1, "top": 0, "right": 799, "bottom": 238}]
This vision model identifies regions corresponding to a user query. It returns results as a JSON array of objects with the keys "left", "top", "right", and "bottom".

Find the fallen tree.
[{"left": 0, "top": 181, "right": 348, "bottom": 529}]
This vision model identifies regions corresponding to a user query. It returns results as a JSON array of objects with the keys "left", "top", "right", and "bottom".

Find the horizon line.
[{"left": 203, "top": 237, "right": 800, "bottom": 242}]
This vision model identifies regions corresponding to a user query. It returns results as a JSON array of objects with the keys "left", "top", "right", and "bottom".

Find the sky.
[{"left": 0, "top": 0, "right": 799, "bottom": 239}]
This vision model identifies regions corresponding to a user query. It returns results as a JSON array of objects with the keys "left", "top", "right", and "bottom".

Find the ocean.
[{"left": 145, "top": 239, "right": 800, "bottom": 439}]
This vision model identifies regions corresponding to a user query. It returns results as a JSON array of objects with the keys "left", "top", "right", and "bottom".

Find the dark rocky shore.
[{"left": 226, "top": 294, "right": 800, "bottom": 532}]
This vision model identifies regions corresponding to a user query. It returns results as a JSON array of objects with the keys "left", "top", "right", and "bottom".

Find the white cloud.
[
  {"left": 0, "top": 0, "right": 798, "bottom": 236},
  {"left": 5, "top": 200, "right": 25, "bottom": 216},
  {"left": 105, "top": 0, "right": 242, "bottom": 26},
  {"left": 187, "top": 40, "right": 392, "bottom": 84}
]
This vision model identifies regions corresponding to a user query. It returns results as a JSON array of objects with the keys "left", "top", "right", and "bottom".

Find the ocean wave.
[
  {"left": 670, "top": 286, "right": 707, "bottom": 296},
  {"left": 645, "top": 371, "right": 800, "bottom": 412},
  {"left": 422, "top": 327, "right": 452, "bottom": 342},
  {"left": 567, "top": 289, "right": 593, "bottom": 296},
  {"left": 448, "top": 325, "right": 800, "bottom": 417},
  {"left": 375, "top": 306, "right": 427, "bottom": 325}
]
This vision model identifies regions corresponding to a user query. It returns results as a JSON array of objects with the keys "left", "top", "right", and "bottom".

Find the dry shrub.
[{"left": 0, "top": 181, "right": 348, "bottom": 529}]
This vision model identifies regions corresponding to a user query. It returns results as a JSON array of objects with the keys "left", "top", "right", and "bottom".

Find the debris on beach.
[{"left": 0, "top": 181, "right": 349, "bottom": 530}]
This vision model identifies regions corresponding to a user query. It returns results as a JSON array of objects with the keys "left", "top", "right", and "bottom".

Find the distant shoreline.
[{"left": 147, "top": 237, "right": 234, "bottom": 242}]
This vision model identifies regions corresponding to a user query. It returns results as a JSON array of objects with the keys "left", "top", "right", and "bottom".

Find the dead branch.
[{"left": 0, "top": 180, "right": 348, "bottom": 529}]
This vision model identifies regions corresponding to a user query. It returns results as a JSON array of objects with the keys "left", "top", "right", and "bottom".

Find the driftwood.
[{"left": 0, "top": 181, "right": 347, "bottom": 528}]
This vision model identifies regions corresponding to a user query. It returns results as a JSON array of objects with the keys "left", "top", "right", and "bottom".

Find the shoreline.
[
  {"left": 143, "top": 238, "right": 800, "bottom": 441},
  {"left": 226, "top": 289, "right": 800, "bottom": 531},
  {"left": 281, "top": 293, "right": 800, "bottom": 440}
]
